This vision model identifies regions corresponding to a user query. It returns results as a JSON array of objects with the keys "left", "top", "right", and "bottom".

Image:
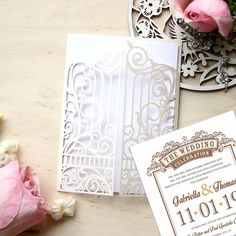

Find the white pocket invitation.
[{"left": 58, "top": 34, "right": 180, "bottom": 196}]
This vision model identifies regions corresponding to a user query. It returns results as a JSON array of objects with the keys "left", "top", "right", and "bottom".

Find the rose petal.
[
  {"left": 0, "top": 161, "right": 50, "bottom": 236},
  {"left": 0, "top": 179, "right": 23, "bottom": 229},
  {"left": 214, "top": 14, "right": 233, "bottom": 37},
  {"left": 20, "top": 166, "right": 41, "bottom": 196},
  {"left": 0, "top": 187, "right": 49, "bottom": 236},
  {"left": 0, "top": 161, "right": 19, "bottom": 181},
  {"left": 185, "top": 13, "right": 218, "bottom": 32},
  {"left": 0, "top": 162, "right": 23, "bottom": 229},
  {"left": 169, "top": 0, "right": 192, "bottom": 18},
  {"left": 184, "top": 0, "right": 233, "bottom": 36}
]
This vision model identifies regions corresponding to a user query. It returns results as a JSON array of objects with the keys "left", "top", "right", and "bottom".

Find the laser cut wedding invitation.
[
  {"left": 131, "top": 111, "right": 236, "bottom": 236},
  {"left": 58, "top": 34, "right": 180, "bottom": 196}
]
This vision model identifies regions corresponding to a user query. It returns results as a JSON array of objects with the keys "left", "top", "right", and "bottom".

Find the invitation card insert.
[{"left": 131, "top": 111, "right": 236, "bottom": 235}]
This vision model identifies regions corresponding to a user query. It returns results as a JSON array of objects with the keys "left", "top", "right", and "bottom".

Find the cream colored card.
[
  {"left": 131, "top": 111, "right": 236, "bottom": 235},
  {"left": 58, "top": 34, "right": 180, "bottom": 196}
]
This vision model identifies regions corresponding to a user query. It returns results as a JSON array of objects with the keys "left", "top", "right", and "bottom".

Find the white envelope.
[{"left": 58, "top": 34, "right": 180, "bottom": 196}]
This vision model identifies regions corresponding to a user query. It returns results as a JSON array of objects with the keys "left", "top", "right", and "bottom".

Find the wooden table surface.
[{"left": 0, "top": 1, "right": 235, "bottom": 235}]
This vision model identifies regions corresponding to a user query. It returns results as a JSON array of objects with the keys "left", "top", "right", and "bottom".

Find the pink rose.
[
  {"left": 0, "top": 161, "right": 49, "bottom": 236},
  {"left": 169, "top": 0, "right": 233, "bottom": 37}
]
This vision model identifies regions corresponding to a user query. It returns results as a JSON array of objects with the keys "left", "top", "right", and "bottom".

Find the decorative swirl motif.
[
  {"left": 89, "top": 128, "right": 115, "bottom": 156},
  {"left": 64, "top": 121, "right": 75, "bottom": 140},
  {"left": 80, "top": 99, "right": 101, "bottom": 120},
  {"left": 104, "top": 168, "right": 113, "bottom": 180},
  {"left": 152, "top": 81, "right": 168, "bottom": 98},
  {"left": 67, "top": 63, "right": 95, "bottom": 95},
  {"left": 77, "top": 168, "right": 113, "bottom": 194},
  {"left": 97, "top": 136, "right": 114, "bottom": 156},
  {"left": 60, "top": 39, "right": 178, "bottom": 196},
  {"left": 153, "top": 64, "right": 177, "bottom": 97},
  {"left": 127, "top": 42, "right": 153, "bottom": 73},
  {"left": 61, "top": 167, "right": 80, "bottom": 188},
  {"left": 63, "top": 141, "right": 87, "bottom": 156},
  {"left": 78, "top": 99, "right": 102, "bottom": 136},
  {"left": 137, "top": 103, "right": 161, "bottom": 136},
  {"left": 124, "top": 126, "right": 135, "bottom": 139},
  {"left": 121, "top": 169, "right": 144, "bottom": 195},
  {"left": 132, "top": 182, "right": 144, "bottom": 195},
  {"left": 105, "top": 124, "right": 116, "bottom": 138},
  {"left": 161, "top": 124, "right": 174, "bottom": 135},
  {"left": 120, "top": 42, "right": 178, "bottom": 195},
  {"left": 121, "top": 170, "right": 130, "bottom": 181},
  {"left": 61, "top": 166, "right": 113, "bottom": 194},
  {"left": 60, "top": 51, "right": 120, "bottom": 195},
  {"left": 91, "top": 131, "right": 101, "bottom": 143},
  {"left": 147, "top": 131, "right": 236, "bottom": 175},
  {"left": 123, "top": 138, "right": 139, "bottom": 158},
  {"left": 65, "top": 101, "right": 77, "bottom": 118}
]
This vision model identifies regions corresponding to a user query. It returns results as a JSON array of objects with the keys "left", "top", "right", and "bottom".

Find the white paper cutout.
[
  {"left": 120, "top": 44, "right": 179, "bottom": 195},
  {"left": 58, "top": 34, "right": 180, "bottom": 195}
]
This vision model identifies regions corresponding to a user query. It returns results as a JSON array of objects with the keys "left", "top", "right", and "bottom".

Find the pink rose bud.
[
  {"left": 0, "top": 161, "right": 49, "bottom": 236},
  {"left": 169, "top": 0, "right": 233, "bottom": 37}
]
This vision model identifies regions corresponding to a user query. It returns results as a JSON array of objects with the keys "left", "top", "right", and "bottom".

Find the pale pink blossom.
[
  {"left": 169, "top": 0, "right": 233, "bottom": 37},
  {"left": 0, "top": 161, "right": 49, "bottom": 236}
]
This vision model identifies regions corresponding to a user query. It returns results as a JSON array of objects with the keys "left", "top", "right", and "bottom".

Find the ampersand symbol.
[{"left": 201, "top": 184, "right": 213, "bottom": 196}]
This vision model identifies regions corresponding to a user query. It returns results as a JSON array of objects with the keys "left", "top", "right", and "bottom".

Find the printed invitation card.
[{"left": 131, "top": 111, "right": 236, "bottom": 236}]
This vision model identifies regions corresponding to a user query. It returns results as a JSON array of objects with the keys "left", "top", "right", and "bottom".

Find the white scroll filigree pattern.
[
  {"left": 59, "top": 53, "right": 121, "bottom": 195},
  {"left": 120, "top": 43, "right": 178, "bottom": 195},
  {"left": 129, "top": 0, "right": 236, "bottom": 91},
  {"left": 59, "top": 35, "right": 180, "bottom": 196}
]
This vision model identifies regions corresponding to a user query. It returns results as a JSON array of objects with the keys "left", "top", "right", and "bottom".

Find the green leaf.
[{"left": 228, "top": 2, "right": 236, "bottom": 12}]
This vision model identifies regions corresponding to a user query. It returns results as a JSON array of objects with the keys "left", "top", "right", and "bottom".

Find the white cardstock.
[
  {"left": 58, "top": 34, "right": 180, "bottom": 196},
  {"left": 131, "top": 111, "right": 236, "bottom": 235}
]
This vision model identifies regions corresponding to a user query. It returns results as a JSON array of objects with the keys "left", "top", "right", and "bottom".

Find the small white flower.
[
  {"left": 213, "top": 38, "right": 233, "bottom": 56},
  {"left": 1, "top": 140, "right": 18, "bottom": 154},
  {"left": 49, "top": 198, "right": 76, "bottom": 221},
  {"left": 0, "top": 140, "right": 18, "bottom": 165},
  {"left": 182, "top": 60, "right": 198, "bottom": 77}
]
